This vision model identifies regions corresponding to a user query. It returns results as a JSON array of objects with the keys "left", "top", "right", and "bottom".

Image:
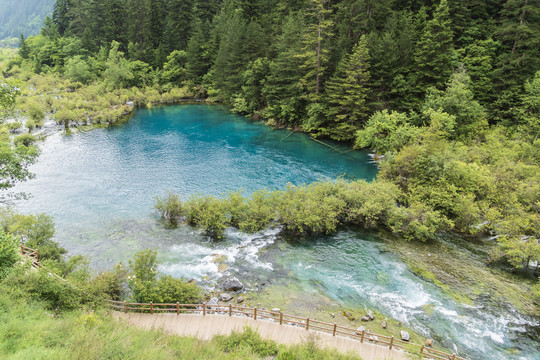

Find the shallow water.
[{"left": 12, "top": 105, "right": 539, "bottom": 360}]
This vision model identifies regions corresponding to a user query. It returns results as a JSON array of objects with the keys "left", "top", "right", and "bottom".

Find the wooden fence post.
[
  {"left": 19, "top": 244, "right": 23, "bottom": 255},
  {"left": 35, "top": 249, "right": 39, "bottom": 262},
  {"left": 203, "top": 303, "right": 206, "bottom": 316},
  {"left": 306, "top": 317, "right": 309, "bottom": 331},
  {"left": 333, "top": 324, "right": 337, "bottom": 336},
  {"left": 254, "top": 307, "right": 257, "bottom": 320},
  {"left": 123, "top": 301, "right": 127, "bottom": 313},
  {"left": 229, "top": 304, "right": 232, "bottom": 316},
  {"left": 360, "top": 330, "right": 365, "bottom": 343},
  {"left": 420, "top": 346, "right": 424, "bottom": 354},
  {"left": 176, "top": 302, "right": 180, "bottom": 315},
  {"left": 279, "top": 312, "right": 283, "bottom": 325},
  {"left": 389, "top": 336, "right": 394, "bottom": 350},
  {"left": 451, "top": 355, "right": 456, "bottom": 360},
  {"left": 150, "top": 302, "right": 153, "bottom": 314}
]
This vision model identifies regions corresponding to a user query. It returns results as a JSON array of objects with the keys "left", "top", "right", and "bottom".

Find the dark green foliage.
[
  {"left": 414, "top": 0, "right": 456, "bottom": 95},
  {"left": 319, "top": 35, "right": 371, "bottom": 141}
]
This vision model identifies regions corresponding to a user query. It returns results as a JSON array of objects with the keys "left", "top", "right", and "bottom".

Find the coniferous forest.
[{"left": 0, "top": 2, "right": 540, "bottom": 358}]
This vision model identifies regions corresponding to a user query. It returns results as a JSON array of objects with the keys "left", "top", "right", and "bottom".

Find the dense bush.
[
  {"left": 129, "top": 249, "right": 201, "bottom": 304},
  {"left": 155, "top": 179, "right": 452, "bottom": 242},
  {"left": 0, "top": 230, "right": 18, "bottom": 279}
]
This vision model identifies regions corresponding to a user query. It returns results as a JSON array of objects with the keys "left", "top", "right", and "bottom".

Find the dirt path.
[{"left": 113, "top": 312, "right": 409, "bottom": 360}]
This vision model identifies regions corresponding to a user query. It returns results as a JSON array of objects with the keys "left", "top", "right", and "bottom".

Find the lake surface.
[{"left": 12, "top": 105, "right": 539, "bottom": 360}]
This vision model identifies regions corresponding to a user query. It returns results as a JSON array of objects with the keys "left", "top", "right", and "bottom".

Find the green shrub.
[
  {"left": 88, "top": 263, "right": 128, "bottom": 301},
  {"left": 186, "top": 195, "right": 230, "bottom": 238},
  {"left": 3, "top": 269, "right": 83, "bottom": 311},
  {"left": 215, "top": 326, "right": 278, "bottom": 357},
  {"left": 153, "top": 275, "right": 202, "bottom": 304},
  {"left": 128, "top": 249, "right": 202, "bottom": 303},
  {"left": 154, "top": 193, "right": 185, "bottom": 225},
  {"left": 0, "top": 230, "right": 19, "bottom": 279}
]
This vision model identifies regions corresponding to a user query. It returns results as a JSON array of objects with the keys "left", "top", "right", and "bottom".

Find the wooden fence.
[
  {"left": 20, "top": 246, "right": 466, "bottom": 360},
  {"left": 20, "top": 245, "right": 41, "bottom": 268}
]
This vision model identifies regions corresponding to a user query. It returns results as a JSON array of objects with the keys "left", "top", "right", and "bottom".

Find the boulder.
[
  {"left": 425, "top": 338, "right": 433, "bottom": 347},
  {"left": 236, "top": 296, "right": 244, "bottom": 304},
  {"left": 343, "top": 311, "right": 355, "bottom": 321},
  {"left": 219, "top": 293, "right": 233, "bottom": 302},
  {"left": 368, "top": 335, "right": 379, "bottom": 342},
  {"left": 223, "top": 277, "right": 244, "bottom": 292},
  {"left": 361, "top": 315, "right": 371, "bottom": 322},
  {"left": 355, "top": 326, "right": 366, "bottom": 335},
  {"left": 367, "top": 312, "right": 374, "bottom": 320},
  {"left": 206, "top": 297, "right": 219, "bottom": 306},
  {"left": 381, "top": 321, "right": 387, "bottom": 329},
  {"left": 330, "top": 313, "right": 335, "bottom": 318},
  {"left": 271, "top": 308, "right": 281, "bottom": 313},
  {"left": 400, "top": 331, "right": 410, "bottom": 342}
]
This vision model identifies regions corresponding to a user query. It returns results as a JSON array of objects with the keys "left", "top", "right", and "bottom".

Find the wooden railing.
[
  {"left": 19, "top": 246, "right": 466, "bottom": 360},
  {"left": 20, "top": 245, "right": 40, "bottom": 268}
]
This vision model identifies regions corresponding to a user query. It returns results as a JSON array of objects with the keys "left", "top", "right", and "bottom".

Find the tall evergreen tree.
[
  {"left": 186, "top": 19, "right": 212, "bottom": 81},
  {"left": 212, "top": 4, "right": 247, "bottom": 99},
  {"left": 414, "top": 0, "right": 456, "bottom": 94},
  {"left": 296, "top": 0, "right": 333, "bottom": 103},
  {"left": 319, "top": 35, "right": 371, "bottom": 141},
  {"left": 18, "top": 33, "right": 30, "bottom": 59},
  {"left": 262, "top": 14, "right": 306, "bottom": 124},
  {"left": 493, "top": 0, "right": 540, "bottom": 123},
  {"left": 52, "top": 0, "right": 72, "bottom": 35},
  {"left": 162, "top": 0, "right": 194, "bottom": 53}
]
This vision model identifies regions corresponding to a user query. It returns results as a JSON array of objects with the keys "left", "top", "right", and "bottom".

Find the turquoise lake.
[{"left": 12, "top": 105, "right": 539, "bottom": 360}]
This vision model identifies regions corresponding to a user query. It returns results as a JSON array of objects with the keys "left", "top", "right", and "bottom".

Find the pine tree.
[
  {"left": 262, "top": 14, "right": 306, "bottom": 124},
  {"left": 162, "top": 0, "right": 194, "bottom": 53},
  {"left": 186, "top": 19, "right": 211, "bottom": 81},
  {"left": 367, "top": 11, "right": 416, "bottom": 111},
  {"left": 414, "top": 0, "right": 456, "bottom": 93},
  {"left": 321, "top": 35, "right": 371, "bottom": 141},
  {"left": 296, "top": 0, "right": 333, "bottom": 103},
  {"left": 18, "top": 33, "right": 30, "bottom": 59},
  {"left": 493, "top": 0, "right": 540, "bottom": 123},
  {"left": 212, "top": 5, "right": 247, "bottom": 99},
  {"left": 53, "top": 0, "right": 72, "bottom": 36}
]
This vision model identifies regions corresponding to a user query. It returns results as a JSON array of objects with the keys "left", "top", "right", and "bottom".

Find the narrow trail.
[{"left": 113, "top": 312, "right": 408, "bottom": 360}]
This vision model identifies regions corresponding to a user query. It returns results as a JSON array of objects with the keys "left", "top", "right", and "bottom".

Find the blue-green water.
[{"left": 12, "top": 105, "right": 539, "bottom": 360}]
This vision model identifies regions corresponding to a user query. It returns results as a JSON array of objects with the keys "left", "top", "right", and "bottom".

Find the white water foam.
[{"left": 159, "top": 227, "right": 279, "bottom": 281}]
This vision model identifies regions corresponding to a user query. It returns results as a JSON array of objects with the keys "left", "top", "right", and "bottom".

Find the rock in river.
[
  {"left": 219, "top": 293, "right": 233, "bottom": 302},
  {"left": 206, "top": 297, "right": 219, "bottom": 306},
  {"left": 223, "top": 277, "right": 244, "bottom": 292},
  {"left": 400, "top": 330, "right": 410, "bottom": 342}
]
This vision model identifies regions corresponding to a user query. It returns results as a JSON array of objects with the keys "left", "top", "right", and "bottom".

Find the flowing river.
[{"left": 12, "top": 105, "right": 539, "bottom": 360}]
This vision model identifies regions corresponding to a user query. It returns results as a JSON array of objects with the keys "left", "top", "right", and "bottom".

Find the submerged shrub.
[{"left": 154, "top": 193, "right": 184, "bottom": 225}]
